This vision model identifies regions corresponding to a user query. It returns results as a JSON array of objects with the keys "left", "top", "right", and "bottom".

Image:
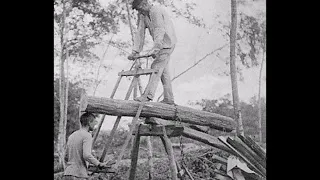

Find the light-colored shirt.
[
  {"left": 64, "top": 129, "right": 100, "bottom": 178},
  {"left": 133, "top": 5, "right": 177, "bottom": 53}
]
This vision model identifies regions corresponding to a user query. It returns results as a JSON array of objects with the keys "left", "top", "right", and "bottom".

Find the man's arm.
[
  {"left": 132, "top": 13, "right": 146, "bottom": 53},
  {"left": 83, "top": 134, "right": 100, "bottom": 166},
  {"left": 150, "top": 8, "right": 166, "bottom": 50}
]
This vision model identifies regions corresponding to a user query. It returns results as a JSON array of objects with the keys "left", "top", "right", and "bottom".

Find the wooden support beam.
[
  {"left": 182, "top": 126, "right": 235, "bottom": 155},
  {"left": 161, "top": 127, "right": 178, "bottom": 180},
  {"left": 146, "top": 117, "right": 235, "bottom": 156},
  {"left": 119, "top": 68, "right": 158, "bottom": 76},
  {"left": 129, "top": 125, "right": 141, "bottom": 180},
  {"left": 132, "top": 124, "right": 184, "bottom": 137},
  {"left": 81, "top": 96, "right": 236, "bottom": 132},
  {"left": 159, "top": 136, "right": 183, "bottom": 179}
]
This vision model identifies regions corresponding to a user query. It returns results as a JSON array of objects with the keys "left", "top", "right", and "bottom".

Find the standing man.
[
  {"left": 63, "top": 112, "right": 109, "bottom": 180},
  {"left": 128, "top": 0, "right": 177, "bottom": 105}
]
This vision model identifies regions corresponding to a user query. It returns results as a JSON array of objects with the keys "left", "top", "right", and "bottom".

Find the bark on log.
[{"left": 81, "top": 95, "right": 236, "bottom": 132}]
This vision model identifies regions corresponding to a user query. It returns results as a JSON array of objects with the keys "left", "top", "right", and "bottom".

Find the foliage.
[
  {"left": 217, "top": 0, "right": 266, "bottom": 71},
  {"left": 54, "top": 0, "right": 123, "bottom": 60},
  {"left": 54, "top": 78, "right": 84, "bottom": 145},
  {"left": 237, "top": 12, "right": 266, "bottom": 68}
]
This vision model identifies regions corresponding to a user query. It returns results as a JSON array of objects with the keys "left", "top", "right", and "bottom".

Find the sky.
[{"left": 55, "top": 0, "right": 266, "bottom": 130}]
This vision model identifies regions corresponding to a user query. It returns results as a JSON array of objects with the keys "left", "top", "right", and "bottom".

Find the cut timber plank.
[
  {"left": 119, "top": 69, "right": 158, "bottom": 76},
  {"left": 81, "top": 96, "right": 236, "bottom": 132},
  {"left": 234, "top": 137, "right": 266, "bottom": 168},
  {"left": 218, "top": 136, "right": 265, "bottom": 178},
  {"left": 238, "top": 135, "right": 266, "bottom": 161},
  {"left": 132, "top": 124, "right": 184, "bottom": 137},
  {"left": 88, "top": 166, "right": 116, "bottom": 173},
  {"left": 226, "top": 137, "right": 266, "bottom": 176}
]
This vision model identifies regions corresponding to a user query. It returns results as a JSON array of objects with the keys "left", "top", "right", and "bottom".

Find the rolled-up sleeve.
[
  {"left": 150, "top": 8, "right": 165, "bottom": 50},
  {"left": 83, "top": 135, "right": 100, "bottom": 166},
  {"left": 133, "top": 13, "right": 146, "bottom": 53}
]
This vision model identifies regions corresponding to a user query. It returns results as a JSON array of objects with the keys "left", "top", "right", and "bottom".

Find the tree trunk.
[
  {"left": 80, "top": 95, "right": 236, "bottom": 132},
  {"left": 57, "top": 0, "right": 67, "bottom": 169},
  {"left": 230, "top": 0, "right": 244, "bottom": 136},
  {"left": 258, "top": 48, "right": 265, "bottom": 143},
  {"left": 63, "top": 47, "right": 69, "bottom": 154}
]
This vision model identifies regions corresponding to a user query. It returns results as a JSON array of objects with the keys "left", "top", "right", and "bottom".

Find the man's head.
[
  {"left": 80, "top": 112, "right": 98, "bottom": 131},
  {"left": 132, "top": 0, "right": 151, "bottom": 15}
]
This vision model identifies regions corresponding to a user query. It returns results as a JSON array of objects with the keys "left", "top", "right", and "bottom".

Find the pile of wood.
[
  {"left": 80, "top": 95, "right": 266, "bottom": 179},
  {"left": 182, "top": 148, "right": 232, "bottom": 180},
  {"left": 218, "top": 135, "right": 266, "bottom": 180}
]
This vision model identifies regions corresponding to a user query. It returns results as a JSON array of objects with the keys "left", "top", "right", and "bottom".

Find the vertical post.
[{"left": 128, "top": 124, "right": 141, "bottom": 180}]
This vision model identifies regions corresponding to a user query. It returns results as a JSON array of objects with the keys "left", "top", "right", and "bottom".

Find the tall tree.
[
  {"left": 230, "top": 0, "right": 244, "bottom": 136},
  {"left": 258, "top": 28, "right": 266, "bottom": 142},
  {"left": 57, "top": 0, "right": 68, "bottom": 169},
  {"left": 54, "top": 0, "right": 125, "bottom": 169}
]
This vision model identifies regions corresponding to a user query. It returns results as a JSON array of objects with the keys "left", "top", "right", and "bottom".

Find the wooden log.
[
  {"left": 132, "top": 124, "right": 184, "bottom": 137},
  {"left": 226, "top": 137, "right": 266, "bottom": 177},
  {"left": 81, "top": 96, "right": 236, "bottom": 132},
  {"left": 129, "top": 126, "right": 141, "bottom": 180},
  {"left": 234, "top": 137, "right": 266, "bottom": 168},
  {"left": 147, "top": 117, "right": 235, "bottom": 156},
  {"left": 238, "top": 135, "right": 266, "bottom": 161}
]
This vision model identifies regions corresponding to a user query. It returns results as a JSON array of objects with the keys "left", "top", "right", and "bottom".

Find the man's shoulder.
[{"left": 69, "top": 129, "right": 91, "bottom": 139}]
